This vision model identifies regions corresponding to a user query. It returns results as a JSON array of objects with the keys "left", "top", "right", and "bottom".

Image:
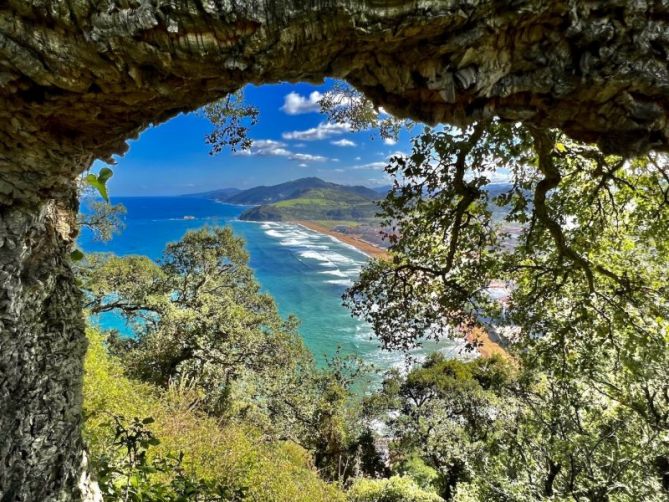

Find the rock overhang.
[{"left": 1, "top": 0, "right": 668, "bottom": 204}]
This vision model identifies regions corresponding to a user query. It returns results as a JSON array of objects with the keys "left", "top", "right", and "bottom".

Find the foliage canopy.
[{"left": 346, "top": 120, "right": 669, "bottom": 499}]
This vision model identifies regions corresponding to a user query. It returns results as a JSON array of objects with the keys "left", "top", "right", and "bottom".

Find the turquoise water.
[{"left": 79, "top": 196, "right": 460, "bottom": 369}]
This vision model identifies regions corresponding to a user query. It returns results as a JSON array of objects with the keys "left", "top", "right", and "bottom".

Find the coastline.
[
  {"left": 465, "top": 327, "right": 508, "bottom": 359},
  {"left": 290, "top": 219, "right": 507, "bottom": 360},
  {"left": 291, "top": 219, "right": 389, "bottom": 259}
]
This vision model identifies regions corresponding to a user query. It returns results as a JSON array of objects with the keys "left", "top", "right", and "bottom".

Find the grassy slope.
[
  {"left": 240, "top": 188, "right": 380, "bottom": 222},
  {"left": 83, "top": 327, "right": 345, "bottom": 501},
  {"left": 224, "top": 178, "right": 379, "bottom": 205}
]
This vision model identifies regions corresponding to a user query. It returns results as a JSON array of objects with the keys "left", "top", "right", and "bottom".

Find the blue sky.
[{"left": 100, "top": 79, "right": 417, "bottom": 196}]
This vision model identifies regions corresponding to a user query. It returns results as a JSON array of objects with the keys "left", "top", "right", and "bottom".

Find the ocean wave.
[
  {"left": 299, "top": 250, "right": 358, "bottom": 268},
  {"left": 326, "top": 279, "right": 354, "bottom": 287},
  {"left": 299, "top": 250, "right": 331, "bottom": 261},
  {"left": 324, "top": 234, "right": 371, "bottom": 258},
  {"left": 265, "top": 229, "right": 293, "bottom": 238},
  {"left": 325, "top": 253, "right": 356, "bottom": 264},
  {"left": 261, "top": 223, "right": 370, "bottom": 268},
  {"left": 279, "top": 239, "right": 329, "bottom": 249},
  {"left": 319, "top": 269, "right": 348, "bottom": 277}
]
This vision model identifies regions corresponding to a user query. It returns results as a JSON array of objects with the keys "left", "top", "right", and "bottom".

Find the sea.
[{"left": 78, "top": 196, "right": 462, "bottom": 373}]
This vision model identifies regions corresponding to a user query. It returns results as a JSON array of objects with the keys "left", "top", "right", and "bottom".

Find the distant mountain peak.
[{"left": 193, "top": 178, "right": 379, "bottom": 205}]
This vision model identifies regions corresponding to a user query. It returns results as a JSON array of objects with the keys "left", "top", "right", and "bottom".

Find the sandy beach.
[
  {"left": 293, "top": 219, "right": 508, "bottom": 359},
  {"left": 465, "top": 327, "right": 508, "bottom": 359},
  {"left": 292, "top": 220, "right": 389, "bottom": 259}
]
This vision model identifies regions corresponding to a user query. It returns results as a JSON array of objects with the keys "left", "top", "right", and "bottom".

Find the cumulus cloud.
[
  {"left": 352, "top": 161, "right": 388, "bottom": 170},
  {"left": 367, "top": 177, "right": 391, "bottom": 185},
  {"left": 235, "top": 139, "right": 291, "bottom": 157},
  {"left": 298, "top": 163, "right": 308, "bottom": 168},
  {"left": 283, "top": 121, "right": 353, "bottom": 141},
  {"left": 383, "top": 137, "right": 397, "bottom": 145},
  {"left": 291, "top": 153, "right": 328, "bottom": 162},
  {"left": 235, "top": 139, "right": 328, "bottom": 163},
  {"left": 350, "top": 151, "right": 407, "bottom": 171},
  {"left": 281, "top": 91, "right": 323, "bottom": 115},
  {"left": 331, "top": 139, "right": 357, "bottom": 147}
]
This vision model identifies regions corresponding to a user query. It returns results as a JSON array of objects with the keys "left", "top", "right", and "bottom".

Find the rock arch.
[{"left": 1, "top": 1, "right": 668, "bottom": 499}]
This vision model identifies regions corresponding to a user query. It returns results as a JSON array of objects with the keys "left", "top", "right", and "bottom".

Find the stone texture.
[
  {"left": 1, "top": 1, "right": 669, "bottom": 205},
  {"left": 0, "top": 195, "right": 96, "bottom": 500},
  {"left": 1, "top": 1, "right": 668, "bottom": 499}
]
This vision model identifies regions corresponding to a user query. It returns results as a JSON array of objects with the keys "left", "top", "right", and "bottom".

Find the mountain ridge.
[
  {"left": 182, "top": 187, "right": 242, "bottom": 200},
  {"left": 183, "top": 177, "right": 380, "bottom": 205}
]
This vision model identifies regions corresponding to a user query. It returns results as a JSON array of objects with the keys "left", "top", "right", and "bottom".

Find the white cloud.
[
  {"left": 283, "top": 121, "right": 353, "bottom": 141},
  {"left": 298, "top": 163, "right": 308, "bottom": 168},
  {"left": 349, "top": 150, "right": 407, "bottom": 171},
  {"left": 291, "top": 153, "right": 328, "bottom": 162},
  {"left": 367, "top": 176, "right": 392, "bottom": 186},
  {"left": 388, "top": 150, "right": 407, "bottom": 159},
  {"left": 383, "top": 137, "right": 397, "bottom": 145},
  {"left": 234, "top": 139, "right": 329, "bottom": 163},
  {"left": 235, "top": 139, "right": 291, "bottom": 157},
  {"left": 331, "top": 139, "right": 357, "bottom": 147},
  {"left": 280, "top": 91, "right": 323, "bottom": 115},
  {"left": 479, "top": 167, "right": 512, "bottom": 183},
  {"left": 352, "top": 161, "right": 388, "bottom": 170},
  {"left": 355, "top": 156, "right": 362, "bottom": 161}
]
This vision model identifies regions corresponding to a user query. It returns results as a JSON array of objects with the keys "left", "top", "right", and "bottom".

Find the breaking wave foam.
[{"left": 326, "top": 279, "right": 354, "bottom": 287}]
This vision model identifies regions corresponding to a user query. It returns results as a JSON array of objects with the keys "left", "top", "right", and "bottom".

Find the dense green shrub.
[
  {"left": 347, "top": 476, "right": 444, "bottom": 502},
  {"left": 83, "top": 327, "right": 346, "bottom": 501},
  {"left": 395, "top": 457, "right": 439, "bottom": 493}
]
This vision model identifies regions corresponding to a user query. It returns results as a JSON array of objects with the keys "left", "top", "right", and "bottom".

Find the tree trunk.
[{"left": 0, "top": 194, "right": 100, "bottom": 500}]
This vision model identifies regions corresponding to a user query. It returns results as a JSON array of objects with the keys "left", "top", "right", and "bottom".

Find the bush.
[
  {"left": 395, "top": 457, "right": 439, "bottom": 493},
  {"left": 83, "top": 327, "right": 345, "bottom": 501},
  {"left": 347, "top": 476, "right": 444, "bottom": 502}
]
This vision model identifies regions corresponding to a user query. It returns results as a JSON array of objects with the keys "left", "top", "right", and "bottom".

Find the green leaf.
[
  {"left": 98, "top": 167, "right": 114, "bottom": 183},
  {"left": 70, "top": 249, "right": 85, "bottom": 261},
  {"left": 85, "top": 173, "right": 99, "bottom": 190},
  {"left": 142, "top": 417, "right": 155, "bottom": 424},
  {"left": 85, "top": 171, "right": 111, "bottom": 202}
]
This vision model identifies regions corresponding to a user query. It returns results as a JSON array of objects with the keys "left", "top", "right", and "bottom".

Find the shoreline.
[
  {"left": 465, "top": 327, "right": 508, "bottom": 359},
  {"left": 290, "top": 219, "right": 507, "bottom": 360},
  {"left": 291, "top": 219, "right": 389, "bottom": 259}
]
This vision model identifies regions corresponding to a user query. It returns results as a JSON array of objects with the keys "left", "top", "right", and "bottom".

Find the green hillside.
[
  {"left": 224, "top": 177, "right": 379, "bottom": 205},
  {"left": 239, "top": 187, "right": 380, "bottom": 222}
]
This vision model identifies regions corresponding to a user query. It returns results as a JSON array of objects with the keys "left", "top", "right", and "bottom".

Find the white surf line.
[
  {"left": 242, "top": 220, "right": 375, "bottom": 259},
  {"left": 291, "top": 223, "right": 373, "bottom": 259}
]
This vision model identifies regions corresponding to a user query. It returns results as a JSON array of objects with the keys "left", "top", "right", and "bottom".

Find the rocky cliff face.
[
  {"left": 1, "top": 1, "right": 668, "bottom": 499},
  {"left": 2, "top": 1, "right": 669, "bottom": 204}
]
